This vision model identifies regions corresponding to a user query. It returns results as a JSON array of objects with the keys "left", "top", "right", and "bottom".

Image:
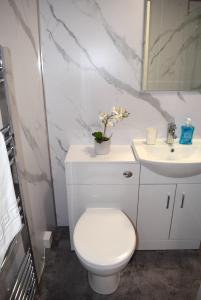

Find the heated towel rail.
[
  {"left": 1, "top": 124, "right": 24, "bottom": 268},
  {"left": 0, "top": 124, "right": 37, "bottom": 299}
]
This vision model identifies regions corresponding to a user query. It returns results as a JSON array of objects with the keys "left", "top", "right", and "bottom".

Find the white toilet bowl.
[{"left": 73, "top": 208, "right": 136, "bottom": 295}]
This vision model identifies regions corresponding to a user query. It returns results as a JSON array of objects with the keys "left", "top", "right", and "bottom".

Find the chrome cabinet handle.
[
  {"left": 181, "top": 193, "right": 185, "bottom": 208},
  {"left": 166, "top": 195, "right": 170, "bottom": 209},
  {"left": 123, "top": 171, "right": 133, "bottom": 178}
]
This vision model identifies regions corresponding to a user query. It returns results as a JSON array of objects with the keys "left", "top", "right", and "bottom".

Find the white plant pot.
[{"left": 94, "top": 140, "right": 111, "bottom": 155}]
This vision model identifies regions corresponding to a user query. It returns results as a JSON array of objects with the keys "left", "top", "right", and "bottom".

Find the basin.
[{"left": 132, "top": 139, "right": 201, "bottom": 178}]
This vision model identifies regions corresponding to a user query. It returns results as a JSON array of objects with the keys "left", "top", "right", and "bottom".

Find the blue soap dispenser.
[{"left": 179, "top": 117, "right": 194, "bottom": 145}]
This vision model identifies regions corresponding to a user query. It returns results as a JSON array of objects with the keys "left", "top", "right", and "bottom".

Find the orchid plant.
[{"left": 92, "top": 107, "right": 130, "bottom": 143}]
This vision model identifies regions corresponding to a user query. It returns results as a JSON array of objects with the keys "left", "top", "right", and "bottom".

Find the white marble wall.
[
  {"left": 40, "top": 0, "right": 201, "bottom": 225},
  {"left": 0, "top": 0, "right": 55, "bottom": 278}
]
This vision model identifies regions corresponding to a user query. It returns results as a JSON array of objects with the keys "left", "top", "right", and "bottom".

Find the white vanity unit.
[
  {"left": 65, "top": 142, "right": 201, "bottom": 252},
  {"left": 65, "top": 145, "right": 140, "bottom": 249},
  {"left": 133, "top": 139, "right": 201, "bottom": 250}
]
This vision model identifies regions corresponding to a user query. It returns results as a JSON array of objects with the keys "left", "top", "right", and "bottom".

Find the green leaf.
[
  {"left": 92, "top": 131, "right": 103, "bottom": 140},
  {"left": 92, "top": 131, "right": 110, "bottom": 143}
]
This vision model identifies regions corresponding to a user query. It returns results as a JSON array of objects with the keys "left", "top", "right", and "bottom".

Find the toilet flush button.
[{"left": 123, "top": 171, "right": 133, "bottom": 178}]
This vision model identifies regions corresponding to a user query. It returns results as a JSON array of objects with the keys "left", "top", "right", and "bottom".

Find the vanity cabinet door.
[
  {"left": 170, "top": 184, "right": 201, "bottom": 240},
  {"left": 137, "top": 185, "right": 176, "bottom": 240}
]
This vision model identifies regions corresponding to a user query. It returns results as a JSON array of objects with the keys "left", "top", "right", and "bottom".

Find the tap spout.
[{"left": 167, "top": 122, "right": 177, "bottom": 145}]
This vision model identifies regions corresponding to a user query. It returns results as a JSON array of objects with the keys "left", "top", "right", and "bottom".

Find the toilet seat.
[{"left": 73, "top": 208, "right": 136, "bottom": 268}]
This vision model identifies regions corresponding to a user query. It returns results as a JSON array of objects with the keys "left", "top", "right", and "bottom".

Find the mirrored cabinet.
[{"left": 143, "top": 0, "right": 201, "bottom": 91}]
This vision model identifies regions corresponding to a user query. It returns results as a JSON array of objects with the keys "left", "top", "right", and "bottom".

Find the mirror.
[{"left": 143, "top": 0, "right": 201, "bottom": 91}]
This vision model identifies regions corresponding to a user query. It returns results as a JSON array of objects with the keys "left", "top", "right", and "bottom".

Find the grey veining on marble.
[
  {"left": 84, "top": 0, "right": 142, "bottom": 66},
  {"left": 8, "top": 0, "right": 38, "bottom": 56},
  {"left": 161, "top": 31, "right": 201, "bottom": 78},
  {"left": 39, "top": 0, "right": 201, "bottom": 225},
  {"left": 47, "top": 29, "right": 93, "bottom": 71},
  {"left": 176, "top": 92, "right": 186, "bottom": 103},
  {"left": 18, "top": 166, "right": 51, "bottom": 187},
  {"left": 48, "top": 2, "right": 170, "bottom": 120},
  {"left": 20, "top": 122, "right": 42, "bottom": 153},
  {"left": 56, "top": 138, "right": 67, "bottom": 153},
  {"left": 150, "top": 12, "right": 201, "bottom": 65},
  {"left": 50, "top": 144, "right": 65, "bottom": 171}
]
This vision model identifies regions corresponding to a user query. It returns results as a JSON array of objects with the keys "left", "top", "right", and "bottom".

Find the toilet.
[
  {"left": 73, "top": 208, "right": 136, "bottom": 294},
  {"left": 65, "top": 145, "right": 140, "bottom": 294}
]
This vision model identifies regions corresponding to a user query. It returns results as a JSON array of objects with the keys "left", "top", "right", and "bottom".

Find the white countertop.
[{"left": 65, "top": 145, "right": 137, "bottom": 163}]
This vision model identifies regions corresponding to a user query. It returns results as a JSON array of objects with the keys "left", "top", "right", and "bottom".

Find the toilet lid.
[{"left": 73, "top": 208, "right": 136, "bottom": 266}]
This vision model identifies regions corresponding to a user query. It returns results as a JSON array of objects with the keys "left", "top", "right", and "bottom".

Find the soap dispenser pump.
[{"left": 179, "top": 117, "right": 194, "bottom": 145}]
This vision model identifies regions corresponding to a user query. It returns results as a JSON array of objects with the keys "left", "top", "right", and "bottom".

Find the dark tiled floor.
[{"left": 38, "top": 228, "right": 201, "bottom": 300}]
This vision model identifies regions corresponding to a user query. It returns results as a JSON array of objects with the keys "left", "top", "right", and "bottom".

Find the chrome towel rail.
[
  {"left": 0, "top": 124, "right": 10, "bottom": 135},
  {"left": 0, "top": 226, "right": 24, "bottom": 270},
  {"left": 1, "top": 195, "right": 25, "bottom": 270},
  {"left": 7, "top": 146, "right": 14, "bottom": 156},
  {"left": 0, "top": 125, "right": 23, "bottom": 271},
  {"left": 9, "top": 249, "right": 37, "bottom": 300},
  {"left": 5, "top": 135, "right": 13, "bottom": 146},
  {"left": 9, "top": 157, "right": 15, "bottom": 166},
  {"left": 0, "top": 124, "right": 15, "bottom": 165},
  {"left": 0, "top": 46, "right": 38, "bottom": 299}
]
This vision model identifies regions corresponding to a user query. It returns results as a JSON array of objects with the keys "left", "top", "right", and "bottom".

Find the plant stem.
[
  {"left": 103, "top": 113, "right": 114, "bottom": 136},
  {"left": 103, "top": 118, "right": 108, "bottom": 135}
]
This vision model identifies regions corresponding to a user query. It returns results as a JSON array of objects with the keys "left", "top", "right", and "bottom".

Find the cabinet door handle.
[
  {"left": 166, "top": 195, "right": 170, "bottom": 209},
  {"left": 181, "top": 193, "right": 185, "bottom": 208},
  {"left": 123, "top": 171, "right": 133, "bottom": 178}
]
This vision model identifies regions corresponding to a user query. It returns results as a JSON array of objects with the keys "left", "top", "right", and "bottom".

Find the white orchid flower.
[
  {"left": 99, "top": 112, "right": 108, "bottom": 123},
  {"left": 113, "top": 106, "right": 122, "bottom": 115},
  {"left": 107, "top": 120, "right": 115, "bottom": 127},
  {"left": 122, "top": 110, "right": 129, "bottom": 118},
  {"left": 93, "top": 106, "right": 130, "bottom": 142},
  {"left": 111, "top": 114, "right": 120, "bottom": 122},
  {"left": 113, "top": 114, "right": 122, "bottom": 121},
  {"left": 113, "top": 106, "right": 129, "bottom": 118}
]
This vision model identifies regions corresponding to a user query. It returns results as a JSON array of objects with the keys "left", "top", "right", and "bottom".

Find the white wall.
[
  {"left": 0, "top": 0, "right": 56, "bottom": 278},
  {"left": 40, "top": 0, "right": 201, "bottom": 225}
]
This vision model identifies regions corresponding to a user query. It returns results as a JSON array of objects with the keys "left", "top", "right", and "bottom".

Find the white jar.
[{"left": 146, "top": 128, "right": 158, "bottom": 145}]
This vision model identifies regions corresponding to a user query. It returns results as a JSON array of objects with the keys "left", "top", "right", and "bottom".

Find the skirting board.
[
  {"left": 137, "top": 239, "right": 201, "bottom": 250},
  {"left": 42, "top": 231, "right": 53, "bottom": 249}
]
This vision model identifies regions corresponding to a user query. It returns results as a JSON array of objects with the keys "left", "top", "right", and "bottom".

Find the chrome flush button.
[{"left": 123, "top": 171, "right": 133, "bottom": 178}]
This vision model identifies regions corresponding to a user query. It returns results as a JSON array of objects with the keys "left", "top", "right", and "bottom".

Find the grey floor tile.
[{"left": 38, "top": 228, "right": 201, "bottom": 300}]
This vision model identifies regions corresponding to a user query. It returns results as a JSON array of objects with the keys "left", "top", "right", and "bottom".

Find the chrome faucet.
[{"left": 167, "top": 122, "right": 177, "bottom": 145}]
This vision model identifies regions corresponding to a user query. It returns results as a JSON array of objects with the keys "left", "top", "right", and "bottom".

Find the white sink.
[{"left": 132, "top": 139, "right": 201, "bottom": 178}]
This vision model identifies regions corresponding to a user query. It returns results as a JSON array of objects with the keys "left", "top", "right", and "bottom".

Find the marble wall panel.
[
  {"left": 40, "top": 0, "right": 201, "bottom": 225},
  {"left": 0, "top": 0, "right": 56, "bottom": 278}
]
